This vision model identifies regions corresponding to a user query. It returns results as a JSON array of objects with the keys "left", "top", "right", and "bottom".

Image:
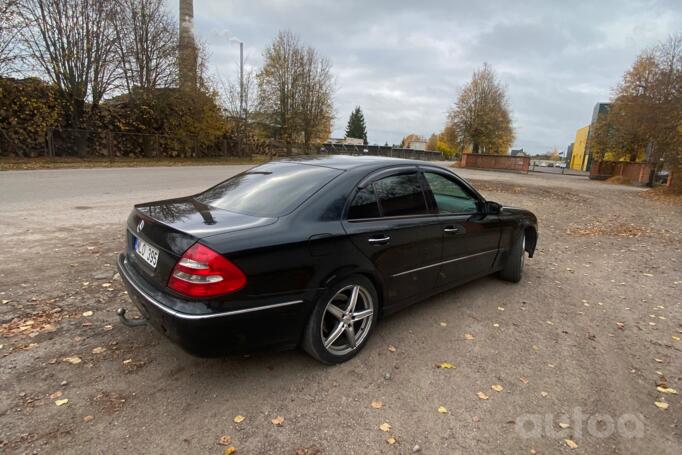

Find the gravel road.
[{"left": 1, "top": 163, "right": 680, "bottom": 454}]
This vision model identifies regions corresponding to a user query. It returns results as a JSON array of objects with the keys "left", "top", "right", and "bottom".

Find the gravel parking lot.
[{"left": 1, "top": 164, "right": 680, "bottom": 454}]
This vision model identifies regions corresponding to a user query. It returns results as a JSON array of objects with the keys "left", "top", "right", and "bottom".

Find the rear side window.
[
  {"left": 195, "top": 162, "right": 342, "bottom": 217},
  {"left": 373, "top": 172, "right": 428, "bottom": 217},
  {"left": 348, "top": 186, "right": 380, "bottom": 219}
]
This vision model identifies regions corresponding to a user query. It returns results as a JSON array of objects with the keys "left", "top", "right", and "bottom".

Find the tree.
[
  {"left": 345, "top": 106, "right": 367, "bottom": 144},
  {"left": 112, "top": 0, "right": 178, "bottom": 95},
  {"left": 426, "top": 133, "right": 438, "bottom": 151},
  {"left": 257, "top": 30, "right": 334, "bottom": 145},
  {"left": 18, "top": 0, "right": 118, "bottom": 129},
  {"left": 400, "top": 133, "right": 425, "bottom": 148},
  {"left": 0, "top": 0, "right": 20, "bottom": 75},
  {"left": 446, "top": 63, "right": 514, "bottom": 154}
]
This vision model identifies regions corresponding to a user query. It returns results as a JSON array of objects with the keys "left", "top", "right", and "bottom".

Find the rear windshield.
[{"left": 195, "top": 162, "right": 342, "bottom": 217}]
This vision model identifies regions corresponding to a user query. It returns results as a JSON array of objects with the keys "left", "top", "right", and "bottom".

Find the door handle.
[
  {"left": 443, "top": 226, "right": 460, "bottom": 233},
  {"left": 368, "top": 236, "right": 390, "bottom": 245}
]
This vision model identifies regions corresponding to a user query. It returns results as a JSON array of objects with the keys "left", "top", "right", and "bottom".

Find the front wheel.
[
  {"left": 302, "top": 275, "right": 378, "bottom": 364},
  {"left": 499, "top": 233, "right": 525, "bottom": 283}
]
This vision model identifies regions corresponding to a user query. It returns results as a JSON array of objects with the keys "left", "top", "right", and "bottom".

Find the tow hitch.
[{"left": 116, "top": 307, "right": 148, "bottom": 327}]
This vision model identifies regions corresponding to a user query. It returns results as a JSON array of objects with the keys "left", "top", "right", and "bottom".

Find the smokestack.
[{"left": 179, "top": 0, "right": 197, "bottom": 89}]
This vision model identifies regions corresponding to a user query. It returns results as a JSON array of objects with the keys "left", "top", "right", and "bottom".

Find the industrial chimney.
[{"left": 178, "top": 0, "right": 197, "bottom": 89}]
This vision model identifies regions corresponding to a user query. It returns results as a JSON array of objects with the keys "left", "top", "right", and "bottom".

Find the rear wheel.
[
  {"left": 499, "top": 232, "right": 525, "bottom": 283},
  {"left": 302, "top": 275, "right": 378, "bottom": 364}
]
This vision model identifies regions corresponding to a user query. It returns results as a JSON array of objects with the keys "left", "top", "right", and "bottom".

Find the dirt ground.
[{"left": 1, "top": 166, "right": 681, "bottom": 454}]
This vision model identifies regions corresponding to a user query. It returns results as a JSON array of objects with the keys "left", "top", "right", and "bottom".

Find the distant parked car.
[{"left": 556, "top": 162, "right": 567, "bottom": 169}]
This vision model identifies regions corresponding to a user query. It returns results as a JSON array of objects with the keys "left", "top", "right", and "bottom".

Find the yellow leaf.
[
  {"left": 387, "top": 345, "right": 396, "bottom": 352},
  {"left": 233, "top": 415, "right": 245, "bottom": 423},
  {"left": 477, "top": 392, "right": 489, "bottom": 400},
  {"left": 654, "top": 401, "right": 669, "bottom": 410},
  {"left": 437, "top": 406, "right": 448, "bottom": 414},
  {"left": 558, "top": 422, "right": 570, "bottom": 429},
  {"left": 491, "top": 384, "right": 503, "bottom": 392},
  {"left": 540, "top": 391, "right": 548, "bottom": 397},
  {"left": 63, "top": 356, "right": 82, "bottom": 364},
  {"left": 370, "top": 400, "right": 383, "bottom": 409},
  {"left": 379, "top": 422, "right": 391, "bottom": 432},
  {"left": 55, "top": 398, "right": 69, "bottom": 406},
  {"left": 271, "top": 416, "right": 284, "bottom": 426},
  {"left": 672, "top": 336, "right": 680, "bottom": 341},
  {"left": 436, "top": 362, "right": 455, "bottom": 369},
  {"left": 464, "top": 333, "right": 475, "bottom": 340},
  {"left": 386, "top": 436, "right": 396, "bottom": 445},
  {"left": 657, "top": 386, "right": 678, "bottom": 395},
  {"left": 439, "top": 321, "right": 447, "bottom": 327},
  {"left": 224, "top": 447, "right": 237, "bottom": 455},
  {"left": 92, "top": 347, "right": 106, "bottom": 354},
  {"left": 564, "top": 439, "right": 578, "bottom": 449},
  {"left": 82, "top": 311, "right": 93, "bottom": 317},
  {"left": 217, "top": 435, "right": 232, "bottom": 446}
]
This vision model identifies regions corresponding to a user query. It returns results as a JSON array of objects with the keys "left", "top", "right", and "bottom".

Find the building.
[
  {"left": 570, "top": 125, "right": 590, "bottom": 171},
  {"left": 325, "top": 137, "right": 364, "bottom": 146},
  {"left": 408, "top": 139, "right": 427, "bottom": 150},
  {"left": 510, "top": 148, "right": 527, "bottom": 157}
]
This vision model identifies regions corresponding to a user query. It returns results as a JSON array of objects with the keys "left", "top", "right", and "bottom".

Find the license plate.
[{"left": 134, "top": 237, "right": 159, "bottom": 269}]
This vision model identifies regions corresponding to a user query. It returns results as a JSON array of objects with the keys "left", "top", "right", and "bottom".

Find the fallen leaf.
[
  {"left": 546, "top": 321, "right": 554, "bottom": 325},
  {"left": 439, "top": 321, "right": 447, "bottom": 327},
  {"left": 497, "top": 306, "right": 505, "bottom": 311},
  {"left": 387, "top": 345, "right": 396, "bottom": 352},
  {"left": 491, "top": 384, "right": 503, "bottom": 392},
  {"left": 464, "top": 333, "right": 475, "bottom": 340},
  {"left": 101, "top": 283, "right": 111, "bottom": 288},
  {"left": 55, "top": 398, "right": 69, "bottom": 406},
  {"left": 437, "top": 406, "right": 448, "bottom": 414},
  {"left": 217, "top": 435, "right": 232, "bottom": 446},
  {"left": 493, "top": 323, "right": 500, "bottom": 327},
  {"left": 436, "top": 362, "right": 455, "bottom": 369},
  {"left": 63, "top": 356, "right": 82, "bottom": 364},
  {"left": 82, "top": 311, "right": 93, "bottom": 317},
  {"left": 123, "top": 359, "right": 132, "bottom": 364},
  {"left": 233, "top": 415, "right": 245, "bottom": 423},
  {"left": 672, "top": 336, "right": 680, "bottom": 341},
  {"left": 49, "top": 391, "right": 63, "bottom": 399},
  {"left": 657, "top": 386, "right": 678, "bottom": 395},
  {"left": 379, "top": 422, "right": 391, "bottom": 432},
  {"left": 224, "top": 447, "right": 237, "bottom": 455},
  {"left": 654, "top": 358, "right": 663, "bottom": 363},
  {"left": 386, "top": 436, "right": 396, "bottom": 445},
  {"left": 559, "top": 422, "right": 570, "bottom": 429},
  {"left": 83, "top": 415, "right": 94, "bottom": 423},
  {"left": 370, "top": 400, "right": 384, "bottom": 409},
  {"left": 519, "top": 377, "right": 529, "bottom": 384},
  {"left": 564, "top": 439, "right": 578, "bottom": 449},
  {"left": 540, "top": 391, "right": 548, "bottom": 397},
  {"left": 654, "top": 401, "right": 669, "bottom": 410},
  {"left": 271, "top": 416, "right": 284, "bottom": 426},
  {"left": 92, "top": 347, "right": 106, "bottom": 354},
  {"left": 477, "top": 392, "right": 489, "bottom": 400}
]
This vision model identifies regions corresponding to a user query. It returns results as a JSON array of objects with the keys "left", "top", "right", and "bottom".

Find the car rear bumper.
[{"left": 116, "top": 253, "right": 310, "bottom": 357}]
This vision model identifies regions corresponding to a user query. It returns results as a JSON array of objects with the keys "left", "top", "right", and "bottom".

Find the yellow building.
[{"left": 570, "top": 125, "right": 590, "bottom": 171}]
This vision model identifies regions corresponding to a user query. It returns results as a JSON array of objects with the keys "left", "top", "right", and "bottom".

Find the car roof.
[{"left": 277, "top": 154, "right": 428, "bottom": 171}]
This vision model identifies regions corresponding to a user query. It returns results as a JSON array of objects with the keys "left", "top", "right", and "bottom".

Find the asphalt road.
[{"left": 1, "top": 162, "right": 680, "bottom": 454}]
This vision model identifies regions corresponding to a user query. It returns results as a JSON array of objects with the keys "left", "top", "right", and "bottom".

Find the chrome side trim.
[
  {"left": 117, "top": 255, "right": 303, "bottom": 321},
  {"left": 392, "top": 249, "right": 499, "bottom": 278}
]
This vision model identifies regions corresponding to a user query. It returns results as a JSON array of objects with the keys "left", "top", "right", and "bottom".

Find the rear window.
[{"left": 195, "top": 162, "right": 342, "bottom": 217}]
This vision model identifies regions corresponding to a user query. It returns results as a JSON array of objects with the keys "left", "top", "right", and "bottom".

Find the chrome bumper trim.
[{"left": 117, "top": 254, "right": 303, "bottom": 321}]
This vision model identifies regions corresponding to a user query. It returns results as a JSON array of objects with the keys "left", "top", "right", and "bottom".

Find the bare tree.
[
  {"left": 18, "top": 0, "right": 118, "bottom": 128},
  {"left": 0, "top": 0, "right": 20, "bottom": 75},
  {"left": 446, "top": 63, "right": 514, "bottom": 154},
  {"left": 112, "top": 0, "right": 178, "bottom": 95},
  {"left": 257, "top": 30, "right": 334, "bottom": 145},
  {"left": 219, "top": 63, "right": 257, "bottom": 122}
]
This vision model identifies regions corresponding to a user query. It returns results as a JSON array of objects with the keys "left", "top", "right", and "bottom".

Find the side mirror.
[{"left": 485, "top": 201, "right": 501, "bottom": 215}]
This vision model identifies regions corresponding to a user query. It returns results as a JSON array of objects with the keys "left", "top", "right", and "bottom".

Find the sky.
[{"left": 188, "top": 0, "right": 682, "bottom": 154}]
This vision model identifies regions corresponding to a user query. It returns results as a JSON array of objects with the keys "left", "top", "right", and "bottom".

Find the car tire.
[
  {"left": 499, "top": 232, "right": 525, "bottom": 283},
  {"left": 302, "top": 275, "right": 379, "bottom": 364}
]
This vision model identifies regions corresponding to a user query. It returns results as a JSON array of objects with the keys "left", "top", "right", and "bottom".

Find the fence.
[
  {"left": 320, "top": 143, "right": 444, "bottom": 161},
  {"left": 460, "top": 153, "right": 530, "bottom": 173},
  {"left": 590, "top": 160, "right": 662, "bottom": 185}
]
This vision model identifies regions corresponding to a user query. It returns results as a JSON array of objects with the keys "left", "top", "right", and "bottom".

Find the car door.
[
  {"left": 420, "top": 168, "right": 501, "bottom": 288},
  {"left": 342, "top": 167, "right": 443, "bottom": 307}
]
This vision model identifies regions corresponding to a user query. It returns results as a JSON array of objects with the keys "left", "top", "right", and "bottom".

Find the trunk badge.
[{"left": 137, "top": 220, "right": 144, "bottom": 233}]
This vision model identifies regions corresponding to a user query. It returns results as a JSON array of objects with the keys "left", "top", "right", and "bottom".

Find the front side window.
[
  {"left": 373, "top": 172, "right": 428, "bottom": 217},
  {"left": 423, "top": 172, "right": 478, "bottom": 213}
]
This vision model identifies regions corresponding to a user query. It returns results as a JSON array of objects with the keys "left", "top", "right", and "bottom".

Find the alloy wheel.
[{"left": 321, "top": 284, "right": 374, "bottom": 355}]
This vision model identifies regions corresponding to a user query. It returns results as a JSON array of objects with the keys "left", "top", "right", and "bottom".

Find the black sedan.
[{"left": 116, "top": 155, "right": 538, "bottom": 364}]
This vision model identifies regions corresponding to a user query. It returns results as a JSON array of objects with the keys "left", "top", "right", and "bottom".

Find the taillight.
[{"left": 168, "top": 243, "right": 246, "bottom": 297}]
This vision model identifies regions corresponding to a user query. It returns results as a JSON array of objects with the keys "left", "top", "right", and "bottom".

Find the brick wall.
[{"left": 460, "top": 153, "right": 530, "bottom": 173}]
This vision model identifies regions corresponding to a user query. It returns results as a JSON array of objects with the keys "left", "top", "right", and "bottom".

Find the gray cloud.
[{"left": 192, "top": 0, "right": 682, "bottom": 152}]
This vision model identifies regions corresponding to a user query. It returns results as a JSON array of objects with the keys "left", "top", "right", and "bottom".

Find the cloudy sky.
[{"left": 190, "top": 0, "right": 681, "bottom": 154}]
